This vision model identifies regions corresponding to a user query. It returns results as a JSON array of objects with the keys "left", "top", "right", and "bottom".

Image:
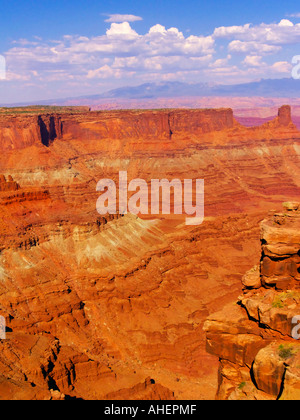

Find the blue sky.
[{"left": 0, "top": 0, "right": 300, "bottom": 103}]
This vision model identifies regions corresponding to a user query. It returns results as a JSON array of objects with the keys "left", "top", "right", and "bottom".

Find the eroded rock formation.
[
  {"left": 204, "top": 203, "right": 300, "bottom": 400},
  {"left": 0, "top": 175, "right": 19, "bottom": 192}
]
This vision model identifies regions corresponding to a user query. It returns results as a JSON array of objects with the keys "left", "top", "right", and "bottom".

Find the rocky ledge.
[{"left": 204, "top": 202, "right": 300, "bottom": 400}]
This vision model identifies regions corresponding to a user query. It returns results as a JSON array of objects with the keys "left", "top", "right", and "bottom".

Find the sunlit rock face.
[
  {"left": 0, "top": 105, "right": 300, "bottom": 400},
  {"left": 205, "top": 202, "right": 300, "bottom": 400}
]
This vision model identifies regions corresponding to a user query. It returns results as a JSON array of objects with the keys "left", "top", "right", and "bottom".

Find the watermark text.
[
  {"left": 292, "top": 55, "right": 300, "bottom": 79},
  {"left": 292, "top": 315, "right": 300, "bottom": 339},
  {"left": 0, "top": 55, "right": 6, "bottom": 80},
  {"left": 96, "top": 171, "right": 204, "bottom": 226},
  {"left": 0, "top": 316, "right": 6, "bottom": 339}
]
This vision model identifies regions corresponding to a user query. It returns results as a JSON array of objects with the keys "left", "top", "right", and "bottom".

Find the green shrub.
[
  {"left": 278, "top": 344, "right": 295, "bottom": 360},
  {"left": 238, "top": 382, "right": 246, "bottom": 390}
]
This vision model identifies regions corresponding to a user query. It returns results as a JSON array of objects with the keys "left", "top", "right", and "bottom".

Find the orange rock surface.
[
  {"left": 205, "top": 202, "right": 300, "bottom": 400},
  {"left": 0, "top": 105, "right": 300, "bottom": 399}
]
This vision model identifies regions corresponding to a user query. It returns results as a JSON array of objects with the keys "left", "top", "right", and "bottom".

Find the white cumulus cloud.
[
  {"left": 3, "top": 17, "right": 299, "bottom": 92},
  {"left": 104, "top": 14, "right": 143, "bottom": 23},
  {"left": 106, "top": 22, "right": 139, "bottom": 39},
  {"left": 214, "top": 19, "right": 300, "bottom": 45}
]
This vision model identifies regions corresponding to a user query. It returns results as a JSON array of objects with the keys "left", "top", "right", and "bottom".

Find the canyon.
[{"left": 0, "top": 104, "right": 300, "bottom": 400}]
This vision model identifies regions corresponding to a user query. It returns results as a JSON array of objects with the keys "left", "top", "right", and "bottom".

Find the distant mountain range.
[
  {"left": 86, "top": 78, "right": 300, "bottom": 100},
  {"left": 2, "top": 78, "right": 300, "bottom": 108}
]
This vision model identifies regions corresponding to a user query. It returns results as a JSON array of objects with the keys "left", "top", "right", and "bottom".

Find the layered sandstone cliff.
[
  {"left": 0, "top": 105, "right": 296, "bottom": 152},
  {"left": 204, "top": 203, "right": 300, "bottom": 400},
  {"left": 0, "top": 108, "right": 235, "bottom": 152}
]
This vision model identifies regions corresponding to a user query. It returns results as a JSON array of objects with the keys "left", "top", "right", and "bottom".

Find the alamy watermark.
[
  {"left": 0, "top": 55, "right": 6, "bottom": 80},
  {"left": 96, "top": 171, "right": 204, "bottom": 226},
  {"left": 292, "top": 56, "right": 300, "bottom": 79},
  {"left": 291, "top": 316, "right": 300, "bottom": 340},
  {"left": 0, "top": 316, "right": 6, "bottom": 339}
]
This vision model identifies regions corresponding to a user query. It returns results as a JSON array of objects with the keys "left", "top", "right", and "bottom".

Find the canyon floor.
[{"left": 0, "top": 105, "right": 300, "bottom": 400}]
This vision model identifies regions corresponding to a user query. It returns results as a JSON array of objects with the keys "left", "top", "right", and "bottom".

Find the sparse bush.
[
  {"left": 278, "top": 344, "right": 295, "bottom": 360},
  {"left": 272, "top": 295, "right": 284, "bottom": 308},
  {"left": 272, "top": 292, "right": 300, "bottom": 308},
  {"left": 238, "top": 381, "right": 246, "bottom": 390}
]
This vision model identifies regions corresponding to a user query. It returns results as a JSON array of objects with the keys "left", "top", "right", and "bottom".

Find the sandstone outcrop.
[
  {"left": 278, "top": 105, "right": 293, "bottom": 126},
  {"left": 204, "top": 203, "right": 300, "bottom": 400},
  {"left": 0, "top": 175, "right": 19, "bottom": 192}
]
